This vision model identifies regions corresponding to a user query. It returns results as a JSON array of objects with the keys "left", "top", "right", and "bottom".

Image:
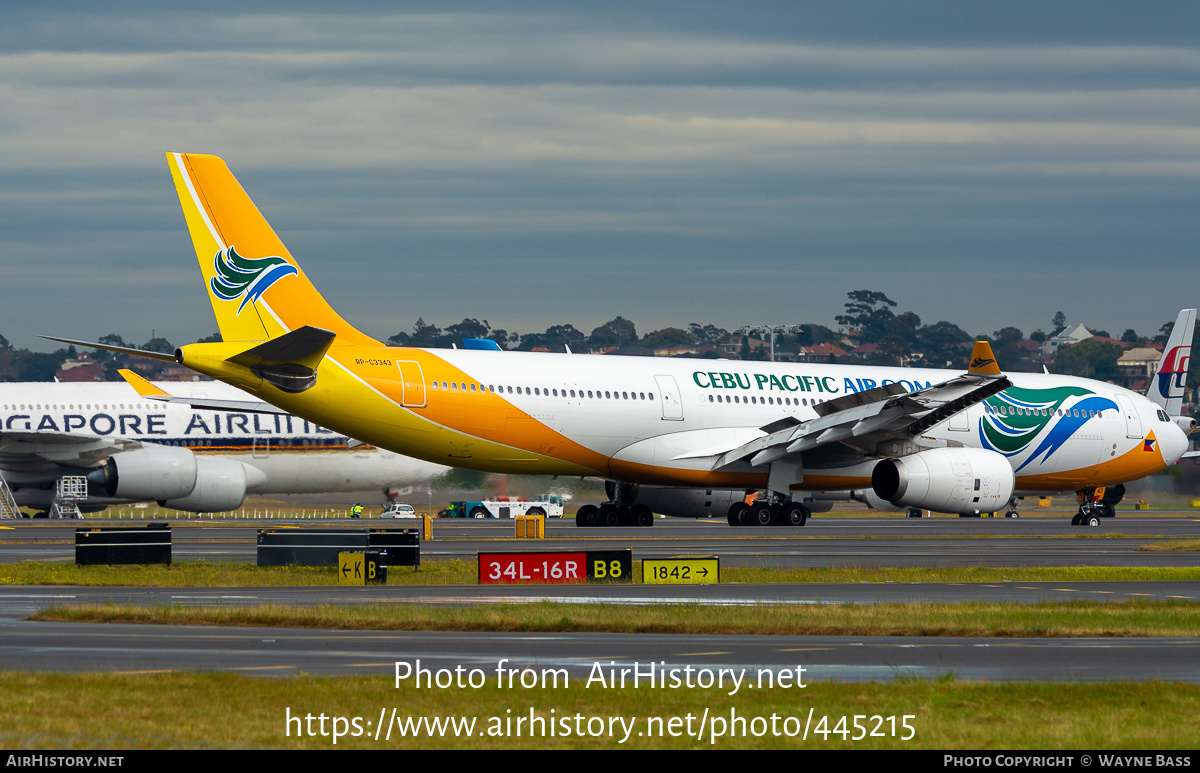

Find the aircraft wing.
[
  {"left": 117, "top": 369, "right": 289, "bottom": 415},
  {"left": 712, "top": 342, "right": 1011, "bottom": 471},
  {"left": 0, "top": 431, "right": 140, "bottom": 469}
]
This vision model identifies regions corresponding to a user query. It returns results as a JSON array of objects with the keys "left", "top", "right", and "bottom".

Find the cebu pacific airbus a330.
[{"left": 51, "top": 154, "right": 1194, "bottom": 528}]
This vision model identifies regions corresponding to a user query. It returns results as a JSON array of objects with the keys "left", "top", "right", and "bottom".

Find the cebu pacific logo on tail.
[{"left": 209, "top": 246, "right": 298, "bottom": 315}]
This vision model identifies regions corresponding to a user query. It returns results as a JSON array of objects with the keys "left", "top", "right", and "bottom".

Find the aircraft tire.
[
  {"left": 906, "top": 507, "right": 922, "bottom": 518},
  {"left": 576, "top": 505, "right": 597, "bottom": 527},
  {"left": 783, "top": 504, "right": 808, "bottom": 526},
  {"left": 526, "top": 507, "right": 546, "bottom": 516},
  {"left": 600, "top": 504, "right": 621, "bottom": 527},
  {"left": 633, "top": 506, "right": 654, "bottom": 527},
  {"left": 728, "top": 502, "right": 750, "bottom": 527},
  {"left": 751, "top": 502, "right": 774, "bottom": 526},
  {"left": 1088, "top": 515, "right": 1101, "bottom": 527}
]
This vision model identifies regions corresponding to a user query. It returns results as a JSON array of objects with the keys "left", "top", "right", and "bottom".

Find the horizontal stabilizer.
[
  {"left": 226, "top": 325, "right": 336, "bottom": 370},
  {"left": 40, "top": 336, "right": 178, "bottom": 363},
  {"left": 225, "top": 325, "right": 336, "bottom": 394}
]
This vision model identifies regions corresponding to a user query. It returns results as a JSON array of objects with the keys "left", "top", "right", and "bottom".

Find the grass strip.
[
  {"left": 4, "top": 561, "right": 1200, "bottom": 587},
  {"left": 0, "top": 671, "right": 1196, "bottom": 749},
  {"left": 1137, "top": 539, "right": 1200, "bottom": 552},
  {"left": 31, "top": 599, "right": 1200, "bottom": 638}
]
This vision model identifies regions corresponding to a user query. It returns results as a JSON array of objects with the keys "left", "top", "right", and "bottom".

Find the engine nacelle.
[
  {"left": 89, "top": 445, "right": 197, "bottom": 501},
  {"left": 162, "top": 458, "right": 250, "bottom": 512},
  {"left": 629, "top": 487, "right": 751, "bottom": 518},
  {"left": 871, "top": 448, "right": 1015, "bottom": 514},
  {"left": 848, "top": 488, "right": 904, "bottom": 512}
]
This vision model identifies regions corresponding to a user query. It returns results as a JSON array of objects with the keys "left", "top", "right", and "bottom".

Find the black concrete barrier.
[
  {"left": 258, "top": 528, "right": 421, "bottom": 567},
  {"left": 75, "top": 523, "right": 171, "bottom": 566},
  {"left": 368, "top": 528, "right": 420, "bottom": 569}
]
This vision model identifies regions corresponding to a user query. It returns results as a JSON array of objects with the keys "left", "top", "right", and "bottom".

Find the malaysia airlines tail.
[
  {"left": 1148, "top": 308, "right": 1195, "bottom": 417},
  {"left": 164, "top": 153, "right": 379, "bottom": 348}
]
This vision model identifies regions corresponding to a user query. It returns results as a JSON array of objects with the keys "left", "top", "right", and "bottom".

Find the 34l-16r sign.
[{"left": 478, "top": 550, "right": 632, "bottom": 584}]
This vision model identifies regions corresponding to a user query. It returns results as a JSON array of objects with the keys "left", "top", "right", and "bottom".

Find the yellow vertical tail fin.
[{"left": 165, "top": 153, "right": 379, "bottom": 346}]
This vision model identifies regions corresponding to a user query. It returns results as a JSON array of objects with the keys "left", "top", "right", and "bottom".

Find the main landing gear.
[
  {"left": 725, "top": 498, "right": 809, "bottom": 527},
  {"left": 574, "top": 503, "right": 654, "bottom": 527},
  {"left": 575, "top": 480, "right": 657, "bottom": 528}
]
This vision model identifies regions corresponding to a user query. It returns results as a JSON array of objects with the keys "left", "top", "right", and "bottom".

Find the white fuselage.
[
  {"left": 360, "top": 348, "right": 1188, "bottom": 493},
  {"left": 0, "top": 380, "right": 449, "bottom": 503}
]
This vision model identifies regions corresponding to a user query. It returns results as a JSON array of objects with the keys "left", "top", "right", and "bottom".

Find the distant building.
[
  {"left": 653, "top": 345, "right": 699, "bottom": 358},
  {"left": 55, "top": 363, "right": 104, "bottom": 382},
  {"left": 1117, "top": 347, "right": 1165, "bottom": 391},
  {"left": 798, "top": 343, "right": 848, "bottom": 362},
  {"left": 1042, "top": 323, "right": 1092, "bottom": 357}
]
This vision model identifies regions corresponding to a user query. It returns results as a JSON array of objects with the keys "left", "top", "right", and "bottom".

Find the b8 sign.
[{"left": 478, "top": 550, "right": 632, "bottom": 584}]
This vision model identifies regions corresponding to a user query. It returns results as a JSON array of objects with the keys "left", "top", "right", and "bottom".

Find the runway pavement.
[
  {"left": 2, "top": 514, "right": 1199, "bottom": 568},
  {"left": 1, "top": 514, "right": 1197, "bottom": 683},
  {"left": 1, "top": 618, "right": 1196, "bottom": 683}
]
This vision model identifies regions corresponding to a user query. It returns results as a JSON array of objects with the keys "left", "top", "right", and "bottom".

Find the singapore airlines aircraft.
[
  {"left": 50, "top": 153, "right": 1193, "bottom": 528},
  {"left": 0, "top": 375, "right": 448, "bottom": 517}
]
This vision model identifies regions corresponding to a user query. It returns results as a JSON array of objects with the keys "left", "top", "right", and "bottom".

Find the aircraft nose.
[{"left": 1159, "top": 419, "right": 1190, "bottom": 464}]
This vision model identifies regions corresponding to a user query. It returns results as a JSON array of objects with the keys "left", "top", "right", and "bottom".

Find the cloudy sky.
[{"left": 2, "top": 1, "right": 1197, "bottom": 351}]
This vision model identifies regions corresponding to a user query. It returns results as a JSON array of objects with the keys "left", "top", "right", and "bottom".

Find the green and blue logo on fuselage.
[{"left": 980, "top": 386, "right": 1118, "bottom": 471}]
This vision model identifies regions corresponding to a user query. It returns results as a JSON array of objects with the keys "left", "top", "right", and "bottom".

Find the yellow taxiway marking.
[
  {"left": 232, "top": 665, "right": 298, "bottom": 671},
  {"left": 1168, "top": 595, "right": 1193, "bottom": 599},
  {"left": 1092, "top": 590, "right": 1114, "bottom": 594},
  {"left": 676, "top": 651, "right": 733, "bottom": 657},
  {"left": 1128, "top": 593, "right": 1153, "bottom": 596},
  {"left": 775, "top": 648, "right": 834, "bottom": 653},
  {"left": 111, "top": 669, "right": 177, "bottom": 675},
  {"left": 1053, "top": 588, "right": 1077, "bottom": 592}
]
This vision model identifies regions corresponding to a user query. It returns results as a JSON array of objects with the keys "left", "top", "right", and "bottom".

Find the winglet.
[
  {"left": 968, "top": 341, "right": 1003, "bottom": 376},
  {"left": 118, "top": 369, "right": 171, "bottom": 399}
]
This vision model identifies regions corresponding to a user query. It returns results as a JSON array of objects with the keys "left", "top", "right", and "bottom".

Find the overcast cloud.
[{"left": 1, "top": 2, "right": 1197, "bottom": 350}]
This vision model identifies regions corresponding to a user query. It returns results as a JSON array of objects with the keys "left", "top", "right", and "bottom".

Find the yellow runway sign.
[{"left": 643, "top": 557, "right": 719, "bottom": 585}]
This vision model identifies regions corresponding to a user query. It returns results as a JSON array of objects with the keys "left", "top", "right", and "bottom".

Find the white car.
[{"left": 380, "top": 503, "right": 418, "bottom": 519}]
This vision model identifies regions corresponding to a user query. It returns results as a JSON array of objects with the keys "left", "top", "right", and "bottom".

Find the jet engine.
[
  {"left": 87, "top": 445, "right": 259, "bottom": 512},
  {"left": 871, "top": 447, "right": 1015, "bottom": 514},
  {"left": 162, "top": 457, "right": 250, "bottom": 512},
  {"left": 88, "top": 445, "right": 197, "bottom": 501}
]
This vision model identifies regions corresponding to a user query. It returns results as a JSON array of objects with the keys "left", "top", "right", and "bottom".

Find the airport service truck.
[{"left": 447, "top": 495, "right": 566, "bottom": 519}]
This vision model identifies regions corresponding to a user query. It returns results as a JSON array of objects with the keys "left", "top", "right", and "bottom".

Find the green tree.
[
  {"left": 141, "top": 336, "right": 174, "bottom": 355},
  {"left": 1050, "top": 339, "right": 1122, "bottom": 381},
  {"left": 916, "top": 321, "right": 971, "bottom": 368},
  {"left": 687, "top": 323, "right": 728, "bottom": 348},
  {"left": 588, "top": 317, "right": 637, "bottom": 350},
  {"left": 640, "top": 327, "right": 697, "bottom": 350},
  {"left": 835, "top": 290, "right": 897, "bottom": 343}
]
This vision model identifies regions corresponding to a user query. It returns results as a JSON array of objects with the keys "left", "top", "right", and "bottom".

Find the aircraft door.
[
  {"left": 654, "top": 375, "right": 684, "bottom": 421},
  {"left": 1114, "top": 394, "right": 1143, "bottom": 439},
  {"left": 395, "top": 361, "right": 427, "bottom": 408}
]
